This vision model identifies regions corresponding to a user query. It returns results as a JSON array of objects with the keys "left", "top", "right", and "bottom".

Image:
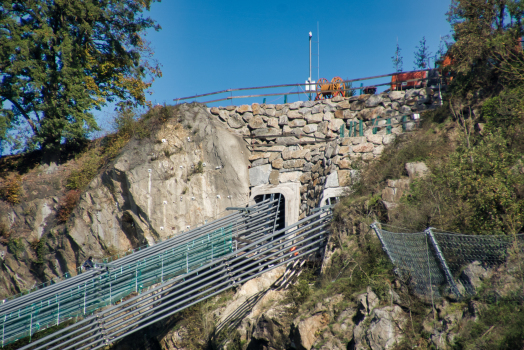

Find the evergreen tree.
[
  {"left": 391, "top": 42, "right": 404, "bottom": 73},
  {"left": 413, "top": 36, "right": 432, "bottom": 69},
  {"left": 0, "top": 0, "right": 162, "bottom": 158}
]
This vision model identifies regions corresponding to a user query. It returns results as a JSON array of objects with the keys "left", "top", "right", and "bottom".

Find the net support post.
[
  {"left": 370, "top": 222, "right": 395, "bottom": 264},
  {"left": 425, "top": 228, "right": 462, "bottom": 299}
]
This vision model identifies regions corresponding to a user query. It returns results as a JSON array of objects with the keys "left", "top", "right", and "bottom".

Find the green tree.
[
  {"left": 391, "top": 42, "right": 403, "bottom": 73},
  {"left": 0, "top": 0, "right": 161, "bottom": 158},
  {"left": 413, "top": 36, "right": 432, "bottom": 69}
]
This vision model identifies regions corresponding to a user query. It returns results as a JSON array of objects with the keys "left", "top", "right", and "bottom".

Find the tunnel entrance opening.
[{"left": 254, "top": 193, "right": 286, "bottom": 233}]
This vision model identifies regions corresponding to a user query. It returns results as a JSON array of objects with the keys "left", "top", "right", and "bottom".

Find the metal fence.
[
  {"left": 371, "top": 223, "right": 524, "bottom": 300},
  {"left": 0, "top": 196, "right": 283, "bottom": 347},
  {"left": 18, "top": 206, "right": 332, "bottom": 350}
]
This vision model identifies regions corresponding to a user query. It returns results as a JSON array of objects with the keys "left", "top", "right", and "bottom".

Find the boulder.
[
  {"left": 382, "top": 134, "right": 396, "bottom": 145},
  {"left": 293, "top": 313, "right": 330, "bottom": 350},
  {"left": 365, "top": 94, "right": 389, "bottom": 108},
  {"left": 388, "top": 91, "right": 405, "bottom": 101},
  {"left": 288, "top": 110, "right": 302, "bottom": 120},
  {"left": 460, "top": 261, "right": 493, "bottom": 293},
  {"left": 272, "top": 158, "right": 284, "bottom": 169},
  {"left": 237, "top": 104, "right": 252, "bottom": 114},
  {"left": 252, "top": 103, "right": 261, "bottom": 115},
  {"left": 306, "top": 113, "right": 323, "bottom": 123},
  {"left": 405, "top": 162, "right": 430, "bottom": 179},
  {"left": 353, "top": 143, "right": 374, "bottom": 153},
  {"left": 303, "top": 124, "right": 318, "bottom": 134},
  {"left": 367, "top": 134, "right": 383, "bottom": 145},
  {"left": 248, "top": 116, "right": 266, "bottom": 129},
  {"left": 217, "top": 110, "right": 229, "bottom": 122},
  {"left": 289, "top": 101, "right": 303, "bottom": 110},
  {"left": 267, "top": 117, "right": 279, "bottom": 128},
  {"left": 367, "top": 305, "right": 406, "bottom": 349},
  {"left": 289, "top": 119, "right": 306, "bottom": 127},
  {"left": 279, "top": 115, "right": 289, "bottom": 125},
  {"left": 227, "top": 114, "right": 246, "bottom": 129}
]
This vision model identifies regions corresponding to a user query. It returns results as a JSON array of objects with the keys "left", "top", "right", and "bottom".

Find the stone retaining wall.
[{"left": 207, "top": 88, "right": 440, "bottom": 219}]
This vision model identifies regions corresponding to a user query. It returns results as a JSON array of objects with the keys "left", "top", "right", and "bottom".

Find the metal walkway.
[{"left": 2, "top": 196, "right": 332, "bottom": 349}]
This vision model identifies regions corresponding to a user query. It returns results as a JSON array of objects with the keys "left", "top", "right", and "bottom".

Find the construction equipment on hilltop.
[{"left": 315, "top": 76, "right": 345, "bottom": 100}]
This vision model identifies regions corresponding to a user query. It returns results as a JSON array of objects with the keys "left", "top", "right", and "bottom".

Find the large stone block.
[
  {"left": 267, "top": 117, "right": 278, "bottom": 128},
  {"left": 338, "top": 159, "right": 351, "bottom": 169},
  {"left": 365, "top": 94, "right": 389, "bottom": 108},
  {"left": 237, "top": 104, "right": 252, "bottom": 113},
  {"left": 383, "top": 133, "right": 396, "bottom": 145},
  {"left": 279, "top": 115, "right": 289, "bottom": 125},
  {"left": 405, "top": 162, "right": 430, "bottom": 179},
  {"left": 300, "top": 172, "right": 312, "bottom": 184},
  {"left": 251, "top": 158, "right": 269, "bottom": 167},
  {"left": 280, "top": 171, "right": 301, "bottom": 183},
  {"left": 269, "top": 170, "right": 279, "bottom": 185},
  {"left": 334, "top": 110, "right": 344, "bottom": 119},
  {"left": 248, "top": 152, "right": 270, "bottom": 161},
  {"left": 289, "top": 101, "right": 303, "bottom": 110},
  {"left": 227, "top": 114, "right": 246, "bottom": 129},
  {"left": 299, "top": 107, "right": 312, "bottom": 116},
  {"left": 325, "top": 171, "right": 339, "bottom": 188},
  {"left": 248, "top": 116, "right": 266, "bottom": 129},
  {"left": 329, "top": 119, "right": 345, "bottom": 132},
  {"left": 367, "top": 134, "right": 383, "bottom": 145},
  {"left": 306, "top": 113, "right": 323, "bottom": 123},
  {"left": 283, "top": 159, "right": 306, "bottom": 169},
  {"left": 249, "top": 164, "right": 272, "bottom": 186},
  {"left": 252, "top": 128, "right": 279, "bottom": 137},
  {"left": 272, "top": 158, "right": 284, "bottom": 169},
  {"left": 373, "top": 145, "right": 385, "bottom": 155},
  {"left": 210, "top": 107, "right": 220, "bottom": 115},
  {"left": 338, "top": 146, "right": 350, "bottom": 155},
  {"left": 388, "top": 91, "right": 405, "bottom": 101},
  {"left": 350, "top": 100, "right": 365, "bottom": 111},
  {"left": 252, "top": 103, "right": 262, "bottom": 115},
  {"left": 217, "top": 110, "right": 229, "bottom": 122},
  {"left": 289, "top": 119, "right": 306, "bottom": 127},
  {"left": 353, "top": 143, "right": 374, "bottom": 153},
  {"left": 303, "top": 124, "right": 317, "bottom": 134},
  {"left": 337, "top": 101, "right": 351, "bottom": 109},
  {"left": 287, "top": 110, "right": 302, "bottom": 120},
  {"left": 400, "top": 105, "right": 412, "bottom": 115},
  {"left": 338, "top": 170, "right": 352, "bottom": 186}
]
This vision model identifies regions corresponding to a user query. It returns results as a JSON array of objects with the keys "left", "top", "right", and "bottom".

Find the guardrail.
[
  {"left": 18, "top": 205, "right": 332, "bottom": 350},
  {"left": 174, "top": 69, "right": 434, "bottom": 105},
  {"left": 0, "top": 197, "right": 283, "bottom": 347}
]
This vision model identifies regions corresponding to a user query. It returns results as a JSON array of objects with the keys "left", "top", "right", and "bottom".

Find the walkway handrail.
[{"left": 174, "top": 69, "right": 433, "bottom": 104}]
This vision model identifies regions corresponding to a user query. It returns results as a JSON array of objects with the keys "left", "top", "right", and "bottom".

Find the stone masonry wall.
[{"left": 207, "top": 88, "right": 441, "bottom": 220}]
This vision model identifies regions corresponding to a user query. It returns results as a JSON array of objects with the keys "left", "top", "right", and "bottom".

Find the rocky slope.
[{"left": 0, "top": 103, "right": 251, "bottom": 298}]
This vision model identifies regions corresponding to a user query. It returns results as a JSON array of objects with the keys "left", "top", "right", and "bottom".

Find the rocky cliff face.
[{"left": 0, "top": 103, "right": 251, "bottom": 298}]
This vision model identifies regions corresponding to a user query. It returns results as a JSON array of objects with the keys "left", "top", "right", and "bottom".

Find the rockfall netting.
[{"left": 371, "top": 223, "right": 524, "bottom": 300}]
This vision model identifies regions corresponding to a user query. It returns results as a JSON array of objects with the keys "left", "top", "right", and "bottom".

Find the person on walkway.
[{"left": 83, "top": 256, "right": 94, "bottom": 271}]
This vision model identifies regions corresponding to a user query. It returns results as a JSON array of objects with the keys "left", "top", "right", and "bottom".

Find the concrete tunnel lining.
[{"left": 249, "top": 183, "right": 300, "bottom": 227}]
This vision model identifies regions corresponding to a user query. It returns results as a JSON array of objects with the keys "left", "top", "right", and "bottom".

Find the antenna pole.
[{"left": 309, "top": 31, "right": 312, "bottom": 101}]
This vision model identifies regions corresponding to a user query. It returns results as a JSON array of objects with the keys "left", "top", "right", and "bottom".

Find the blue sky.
[{"left": 100, "top": 1, "right": 452, "bottom": 131}]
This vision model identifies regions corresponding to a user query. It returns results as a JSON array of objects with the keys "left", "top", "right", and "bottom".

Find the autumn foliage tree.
[
  {"left": 446, "top": 0, "right": 524, "bottom": 94},
  {"left": 0, "top": 0, "right": 161, "bottom": 157}
]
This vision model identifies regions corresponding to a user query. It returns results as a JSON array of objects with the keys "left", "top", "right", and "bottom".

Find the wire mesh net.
[{"left": 373, "top": 223, "right": 524, "bottom": 301}]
